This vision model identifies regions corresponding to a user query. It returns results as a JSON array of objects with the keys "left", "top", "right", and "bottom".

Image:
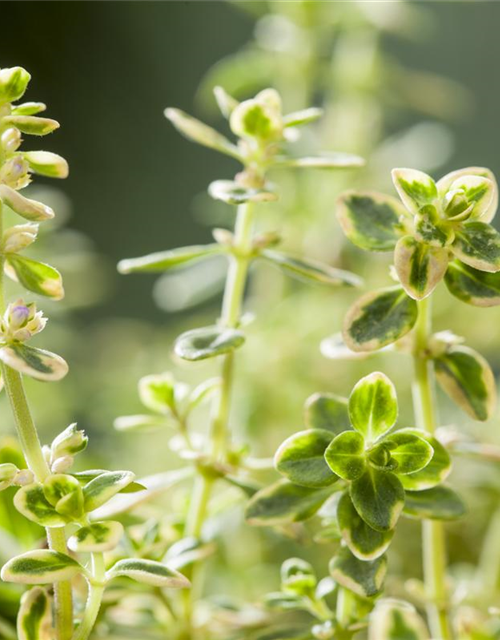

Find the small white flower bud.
[
  {"left": 0, "top": 462, "right": 18, "bottom": 490},
  {"left": 1, "top": 127, "right": 22, "bottom": 154},
  {"left": 0, "top": 155, "right": 30, "bottom": 189},
  {"left": 51, "top": 455, "right": 74, "bottom": 474},
  {"left": 51, "top": 423, "right": 88, "bottom": 460},
  {"left": 0, "top": 299, "right": 47, "bottom": 343},
  {"left": 13, "top": 468, "right": 34, "bottom": 486},
  {"left": 3, "top": 223, "right": 38, "bottom": 253}
]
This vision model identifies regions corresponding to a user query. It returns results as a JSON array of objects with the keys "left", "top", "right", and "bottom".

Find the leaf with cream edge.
[
  {"left": 117, "top": 244, "right": 223, "bottom": 274},
  {"left": 337, "top": 191, "right": 408, "bottom": 252},
  {"left": 245, "top": 479, "right": 332, "bottom": 526},
  {"left": 403, "top": 486, "right": 466, "bottom": 521},
  {"left": 343, "top": 286, "right": 418, "bottom": 352},
  {"left": 350, "top": 468, "right": 405, "bottom": 532},
  {"left": 1, "top": 550, "right": 82, "bottom": 584},
  {"left": 0, "top": 343, "right": 68, "bottom": 381},
  {"left": 14, "top": 483, "right": 67, "bottom": 526},
  {"left": 83, "top": 470, "right": 135, "bottom": 512},
  {"left": 434, "top": 345, "right": 496, "bottom": 421},
  {"left": 349, "top": 372, "right": 398, "bottom": 442},
  {"left": 106, "top": 558, "right": 190, "bottom": 588},
  {"left": 208, "top": 180, "right": 277, "bottom": 205},
  {"left": 2, "top": 115, "right": 59, "bottom": 136},
  {"left": 274, "top": 429, "right": 337, "bottom": 488},
  {"left": 68, "top": 521, "right": 124, "bottom": 552},
  {"left": 337, "top": 492, "right": 394, "bottom": 561},
  {"left": 445, "top": 260, "right": 500, "bottom": 307},
  {"left": 398, "top": 430, "right": 451, "bottom": 491},
  {"left": 174, "top": 325, "right": 245, "bottom": 361},
  {"left": 329, "top": 546, "right": 387, "bottom": 598},
  {"left": 283, "top": 107, "right": 323, "bottom": 127},
  {"left": 444, "top": 175, "right": 494, "bottom": 220},
  {"left": 452, "top": 222, "right": 500, "bottom": 272},
  {"left": 384, "top": 432, "right": 434, "bottom": 475},
  {"left": 261, "top": 250, "right": 362, "bottom": 287},
  {"left": 304, "top": 392, "right": 351, "bottom": 435},
  {"left": 394, "top": 236, "right": 448, "bottom": 300},
  {"left": 0, "top": 185, "right": 55, "bottom": 221},
  {"left": 437, "top": 166, "right": 498, "bottom": 223},
  {"left": 391, "top": 168, "right": 438, "bottom": 216},
  {"left": 324, "top": 431, "right": 366, "bottom": 481},
  {"left": 5, "top": 255, "right": 64, "bottom": 300},
  {"left": 17, "top": 587, "right": 52, "bottom": 640},
  {"left": 275, "top": 153, "right": 364, "bottom": 169},
  {"left": 369, "top": 599, "right": 429, "bottom": 640}
]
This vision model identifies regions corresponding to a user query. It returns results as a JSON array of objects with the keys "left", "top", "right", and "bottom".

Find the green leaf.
[
  {"left": 0, "top": 185, "right": 54, "bottom": 221},
  {"left": 83, "top": 470, "right": 135, "bottom": 512},
  {"left": 337, "top": 492, "right": 394, "bottom": 561},
  {"left": 329, "top": 546, "right": 387, "bottom": 598},
  {"left": 391, "top": 168, "right": 438, "bottom": 215},
  {"left": 444, "top": 260, "right": 500, "bottom": 307},
  {"left": 208, "top": 179, "right": 277, "bottom": 205},
  {"left": 113, "top": 414, "right": 169, "bottom": 432},
  {"left": 2, "top": 116, "right": 59, "bottom": 136},
  {"left": 275, "top": 429, "right": 337, "bottom": 488},
  {"left": 276, "top": 153, "right": 364, "bottom": 169},
  {"left": 0, "top": 67, "right": 31, "bottom": 104},
  {"left": 444, "top": 175, "right": 494, "bottom": 221},
  {"left": 434, "top": 345, "right": 496, "bottom": 421},
  {"left": 5, "top": 255, "right": 64, "bottom": 300},
  {"left": 230, "top": 98, "right": 282, "bottom": 140},
  {"left": 12, "top": 102, "right": 46, "bottom": 116},
  {"left": 261, "top": 250, "right": 362, "bottom": 287},
  {"left": 398, "top": 430, "right": 451, "bottom": 491},
  {"left": 350, "top": 468, "right": 405, "bottom": 532},
  {"left": 414, "top": 205, "right": 454, "bottom": 248},
  {"left": 0, "top": 344, "right": 68, "bottom": 382},
  {"left": 394, "top": 236, "right": 448, "bottom": 300},
  {"left": 384, "top": 432, "right": 434, "bottom": 475},
  {"left": 174, "top": 325, "right": 245, "bottom": 361},
  {"left": 22, "top": 151, "right": 68, "bottom": 179},
  {"left": 117, "top": 244, "right": 222, "bottom": 274},
  {"left": 1, "top": 550, "right": 82, "bottom": 584},
  {"left": 245, "top": 480, "right": 332, "bottom": 526},
  {"left": 14, "top": 483, "right": 67, "bottom": 527},
  {"left": 72, "top": 469, "right": 145, "bottom": 493},
  {"left": 106, "top": 558, "right": 190, "bottom": 588},
  {"left": 324, "top": 431, "right": 366, "bottom": 481},
  {"left": 304, "top": 392, "right": 351, "bottom": 435},
  {"left": 68, "top": 521, "right": 124, "bottom": 552},
  {"left": 165, "top": 537, "right": 216, "bottom": 570},
  {"left": 283, "top": 107, "right": 323, "bottom": 127},
  {"left": 213, "top": 86, "right": 239, "bottom": 118},
  {"left": 138, "top": 372, "right": 176, "bottom": 414},
  {"left": 17, "top": 587, "right": 52, "bottom": 640},
  {"left": 337, "top": 191, "right": 408, "bottom": 252},
  {"left": 343, "top": 286, "right": 418, "bottom": 352},
  {"left": 43, "top": 474, "right": 84, "bottom": 519},
  {"left": 165, "top": 108, "right": 241, "bottom": 160},
  {"left": 452, "top": 222, "right": 500, "bottom": 272},
  {"left": 437, "top": 166, "right": 498, "bottom": 223},
  {"left": 369, "top": 599, "right": 429, "bottom": 640},
  {"left": 403, "top": 486, "right": 466, "bottom": 520},
  {"left": 349, "top": 372, "right": 398, "bottom": 442}
]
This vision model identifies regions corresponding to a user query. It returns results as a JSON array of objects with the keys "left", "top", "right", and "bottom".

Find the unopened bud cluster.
[{"left": 0, "top": 299, "right": 46, "bottom": 343}]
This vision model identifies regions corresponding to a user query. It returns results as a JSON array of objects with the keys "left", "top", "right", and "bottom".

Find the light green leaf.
[
  {"left": 452, "top": 221, "right": 500, "bottom": 272},
  {"left": 276, "top": 153, "right": 364, "bottom": 169},
  {"left": 414, "top": 205, "right": 454, "bottom": 248},
  {"left": 1, "top": 550, "right": 82, "bottom": 584},
  {"left": 83, "top": 470, "right": 135, "bottom": 512},
  {"left": 329, "top": 546, "right": 387, "bottom": 598},
  {"left": 324, "top": 431, "right": 366, "bottom": 481},
  {"left": 174, "top": 325, "right": 245, "bottom": 361},
  {"left": 0, "top": 462, "right": 18, "bottom": 490},
  {"left": 138, "top": 372, "right": 176, "bottom": 414},
  {"left": 164, "top": 537, "right": 216, "bottom": 571},
  {"left": 398, "top": 430, "right": 451, "bottom": 491},
  {"left": 337, "top": 191, "right": 408, "bottom": 252},
  {"left": 349, "top": 372, "right": 398, "bottom": 442},
  {"left": 350, "top": 468, "right": 405, "bottom": 532},
  {"left": 117, "top": 244, "right": 222, "bottom": 274},
  {"left": 337, "top": 492, "right": 393, "bottom": 561},
  {"left": 188, "top": 377, "right": 221, "bottom": 411},
  {"left": 437, "top": 166, "right": 498, "bottom": 223},
  {"left": 230, "top": 98, "right": 282, "bottom": 140},
  {"left": 391, "top": 168, "right": 438, "bottom": 215},
  {"left": 304, "top": 392, "right": 351, "bottom": 435},
  {"left": 343, "top": 286, "right": 418, "bottom": 352},
  {"left": 0, "top": 67, "right": 31, "bottom": 104},
  {"left": 12, "top": 102, "right": 46, "bottom": 116},
  {"left": 213, "top": 86, "right": 239, "bottom": 118},
  {"left": 5, "top": 255, "right": 64, "bottom": 300},
  {"left": 106, "top": 558, "right": 190, "bottom": 588},
  {"left": 0, "top": 185, "right": 54, "bottom": 221},
  {"left": 444, "top": 260, "right": 500, "bottom": 307},
  {"left": 165, "top": 108, "right": 241, "bottom": 160},
  {"left": 43, "top": 474, "right": 84, "bottom": 519},
  {"left": 0, "top": 344, "right": 68, "bottom": 382},
  {"left": 22, "top": 151, "right": 68, "bottom": 179},
  {"left": 17, "top": 587, "right": 52, "bottom": 640},
  {"left": 72, "top": 469, "right": 145, "bottom": 493},
  {"left": 14, "top": 483, "right": 67, "bottom": 527},
  {"left": 113, "top": 414, "right": 171, "bottom": 432},
  {"left": 245, "top": 480, "right": 332, "bottom": 526},
  {"left": 369, "top": 599, "right": 429, "bottom": 640},
  {"left": 403, "top": 486, "right": 466, "bottom": 520},
  {"left": 2, "top": 116, "right": 59, "bottom": 136},
  {"left": 261, "top": 250, "right": 362, "bottom": 287},
  {"left": 394, "top": 236, "right": 448, "bottom": 300},
  {"left": 435, "top": 345, "right": 496, "bottom": 421},
  {"left": 446, "top": 175, "right": 494, "bottom": 221},
  {"left": 68, "top": 521, "right": 124, "bottom": 552},
  {"left": 283, "top": 107, "right": 323, "bottom": 127},
  {"left": 384, "top": 432, "right": 434, "bottom": 475},
  {"left": 208, "top": 179, "right": 277, "bottom": 205},
  {"left": 275, "top": 429, "right": 337, "bottom": 488},
  {"left": 51, "top": 423, "right": 88, "bottom": 459}
]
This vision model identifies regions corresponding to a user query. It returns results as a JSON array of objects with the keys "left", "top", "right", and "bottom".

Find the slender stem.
[
  {"left": 412, "top": 297, "right": 452, "bottom": 640},
  {"left": 72, "top": 553, "right": 105, "bottom": 640},
  {"left": 0, "top": 201, "right": 73, "bottom": 640}
]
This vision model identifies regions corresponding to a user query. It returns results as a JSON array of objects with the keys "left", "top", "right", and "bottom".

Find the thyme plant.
[{"left": 0, "top": 67, "right": 190, "bottom": 640}]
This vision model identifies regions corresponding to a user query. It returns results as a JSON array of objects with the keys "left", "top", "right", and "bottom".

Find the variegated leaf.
[
  {"left": 208, "top": 180, "right": 277, "bottom": 205},
  {"left": 445, "top": 175, "right": 494, "bottom": 220},
  {"left": 174, "top": 325, "right": 245, "bottom": 361},
  {"left": 17, "top": 587, "right": 52, "bottom": 640},
  {"left": 68, "top": 521, "right": 124, "bottom": 552},
  {"left": 445, "top": 260, "right": 500, "bottom": 306},
  {"left": 0, "top": 185, "right": 54, "bottom": 221},
  {"left": 106, "top": 558, "right": 190, "bottom": 588},
  {"left": 350, "top": 468, "right": 405, "bottom": 532},
  {"left": 392, "top": 168, "right": 438, "bottom": 215},
  {"left": 261, "top": 250, "right": 362, "bottom": 287},
  {"left": 403, "top": 486, "right": 466, "bottom": 520},
  {"left": 325, "top": 431, "right": 366, "bottom": 481},
  {"left": 83, "top": 470, "right": 135, "bottom": 512},
  {"left": 5, "top": 255, "right": 64, "bottom": 300},
  {"left": 369, "top": 599, "right": 429, "bottom": 640},
  {"left": 1, "top": 550, "right": 82, "bottom": 584},
  {"left": 394, "top": 236, "right": 448, "bottom": 300},
  {"left": 398, "top": 430, "right": 451, "bottom": 491},
  {"left": 437, "top": 166, "right": 498, "bottom": 223},
  {"left": 304, "top": 392, "right": 351, "bottom": 435},
  {"left": 384, "top": 432, "right": 434, "bottom": 475},
  {"left": 14, "top": 483, "right": 67, "bottom": 527},
  {"left": 329, "top": 546, "right": 387, "bottom": 598},
  {"left": 0, "top": 344, "right": 68, "bottom": 381},
  {"left": 452, "top": 221, "right": 500, "bottom": 273},
  {"left": 117, "top": 244, "right": 222, "bottom": 274},
  {"left": 349, "top": 372, "right": 398, "bottom": 442}
]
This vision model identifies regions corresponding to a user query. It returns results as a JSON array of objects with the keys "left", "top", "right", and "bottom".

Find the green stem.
[
  {"left": 0, "top": 201, "right": 73, "bottom": 640},
  {"left": 72, "top": 553, "right": 105, "bottom": 640},
  {"left": 413, "top": 297, "right": 452, "bottom": 640}
]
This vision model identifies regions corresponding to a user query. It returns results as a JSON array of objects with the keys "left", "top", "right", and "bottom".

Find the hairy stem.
[
  {"left": 0, "top": 202, "right": 73, "bottom": 640},
  {"left": 72, "top": 553, "right": 105, "bottom": 640},
  {"left": 413, "top": 296, "right": 452, "bottom": 640}
]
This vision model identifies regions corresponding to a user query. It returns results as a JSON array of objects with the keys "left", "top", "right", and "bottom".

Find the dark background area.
[{"left": 1, "top": 1, "right": 499, "bottom": 322}]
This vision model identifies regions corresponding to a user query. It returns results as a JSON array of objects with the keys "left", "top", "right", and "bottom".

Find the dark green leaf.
[
  {"left": 403, "top": 486, "right": 466, "bottom": 520},
  {"left": 304, "top": 392, "right": 351, "bottom": 434},
  {"left": 349, "top": 372, "right": 398, "bottom": 442},
  {"left": 275, "top": 429, "right": 337, "bottom": 488},
  {"left": 384, "top": 432, "right": 434, "bottom": 475},
  {"left": 174, "top": 325, "right": 245, "bottom": 361},
  {"left": 444, "top": 260, "right": 500, "bottom": 307},
  {"left": 452, "top": 222, "right": 500, "bottom": 272},
  {"left": 398, "top": 430, "right": 451, "bottom": 491},
  {"left": 329, "top": 546, "right": 387, "bottom": 598},
  {"left": 350, "top": 468, "right": 405, "bottom": 532},
  {"left": 261, "top": 250, "right": 362, "bottom": 287}
]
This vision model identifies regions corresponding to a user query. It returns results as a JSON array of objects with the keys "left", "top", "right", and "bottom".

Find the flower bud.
[
  {"left": 51, "top": 423, "right": 88, "bottom": 460},
  {"left": 1, "top": 127, "right": 22, "bottom": 154},
  {"left": 0, "top": 155, "right": 30, "bottom": 189},
  {"left": 443, "top": 188, "right": 473, "bottom": 220},
  {"left": 0, "top": 67, "right": 31, "bottom": 105},
  {"left": 0, "top": 462, "right": 18, "bottom": 490},
  {"left": 0, "top": 299, "right": 47, "bottom": 343},
  {"left": 13, "top": 468, "right": 34, "bottom": 486},
  {"left": 230, "top": 98, "right": 283, "bottom": 141},
  {"left": 51, "top": 455, "right": 74, "bottom": 474},
  {"left": 23, "top": 151, "right": 69, "bottom": 179},
  {"left": 3, "top": 223, "right": 38, "bottom": 253}
]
